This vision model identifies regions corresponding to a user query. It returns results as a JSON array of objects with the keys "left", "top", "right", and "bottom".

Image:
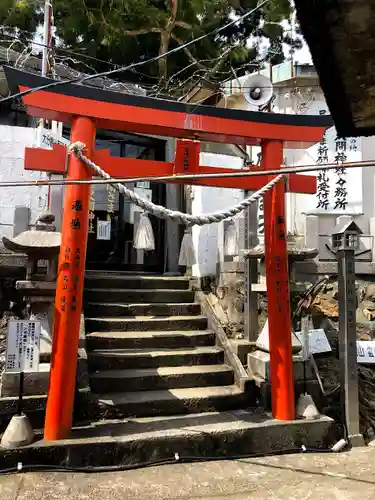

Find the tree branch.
[
  {"left": 174, "top": 20, "right": 192, "bottom": 29},
  {"left": 171, "top": 33, "right": 207, "bottom": 70},
  {"left": 122, "top": 27, "right": 162, "bottom": 36}
]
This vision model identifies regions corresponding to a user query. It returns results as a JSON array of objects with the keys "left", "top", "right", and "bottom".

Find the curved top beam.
[{"left": 4, "top": 66, "right": 332, "bottom": 147}]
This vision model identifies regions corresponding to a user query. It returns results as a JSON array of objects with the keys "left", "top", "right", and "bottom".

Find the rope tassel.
[
  {"left": 178, "top": 229, "right": 196, "bottom": 267},
  {"left": 133, "top": 213, "right": 155, "bottom": 251}
]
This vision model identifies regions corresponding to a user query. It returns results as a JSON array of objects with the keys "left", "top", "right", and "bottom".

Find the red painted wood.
[
  {"left": 263, "top": 140, "right": 295, "bottom": 421},
  {"left": 44, "top": 117, "right": 95, "bottom": 441},
  {"left": 25, "top": 144, "right": 67, "bottom": 174},
  {"left": 24, "top": 147, "right": 317, "bottom": 194},
  {"left": 19, "top": 85, "right": 327, "bottom": 147},
  {"left": 174, "top": 140, "right": 200, "bottom": 174}
]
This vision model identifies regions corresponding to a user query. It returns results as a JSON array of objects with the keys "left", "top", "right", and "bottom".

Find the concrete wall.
[{"left": 0, "top": 125, "right": 49, "bottom": 244}]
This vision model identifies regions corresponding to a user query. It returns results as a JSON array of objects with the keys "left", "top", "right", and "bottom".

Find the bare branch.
[
  {"left": 174, "top": 20, "right": 192, "bottom": 29},
  {"left": 171, "top": 33, "right": 207, "bottom": 70},
  {"left": 122, "top": 28, "right": 162, "bottom": 36}
]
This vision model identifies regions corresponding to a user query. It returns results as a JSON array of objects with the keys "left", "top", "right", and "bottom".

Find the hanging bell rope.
[{"left": 69, "top": 142, "right": 283, "bottom": 227}]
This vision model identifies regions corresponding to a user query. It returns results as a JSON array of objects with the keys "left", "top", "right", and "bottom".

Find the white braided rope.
[{"left": 69, "top": 142, "right": 283, "bottom": 226}]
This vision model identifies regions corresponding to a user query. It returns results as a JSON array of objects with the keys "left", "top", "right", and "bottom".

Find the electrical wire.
[
  {"left": 0, "top": 446, "right": 336, "bottom": 476},
  {"left": 0, "top": 24, "right": 321, "bottom": 96},
  {"left": 0, "top": 157, "right": 367, "bottom": 189},
  {"left": 0, "top": 0, "right": 269, "bottom": 105}
]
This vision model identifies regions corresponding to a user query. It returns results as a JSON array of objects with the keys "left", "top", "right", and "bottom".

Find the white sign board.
[
  {"left": 130, "top": 187, "right": 152, "bottom": 223},
  {"left": 97, "top": 220, "right": 111, "bottom": 240},
  {"left": 136, "top": 181, "right": 150, "bottom": 189},
  {"left": 357, "top": 341, "right": 375, "bottom": 364},
  {"left": 5, "top": 320, "right": 41, "bottom": 373},
  {"left": 295, "top": 329, "right": 332, "bottom": 355}
]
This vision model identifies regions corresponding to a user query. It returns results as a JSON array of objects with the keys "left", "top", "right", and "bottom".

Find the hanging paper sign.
[
  {"left": 294, "top": 329, "right": 332, "bottom": 355},
  {"left": 5, "top": 320, "right": 41, "bottom": 373},
  {"left": 357, "top": 341, "right": 375, "bottom": 364},
  {"left": 97, "top": 220, "right": 111, "bottom": 240}
]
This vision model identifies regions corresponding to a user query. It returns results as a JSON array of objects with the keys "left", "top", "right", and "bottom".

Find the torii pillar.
[
  {"left": 263, "top": 140, "right": 294, "bottom": 420},
  {"left": 44, "top": 117, "right": 96, "bottom": 440}
]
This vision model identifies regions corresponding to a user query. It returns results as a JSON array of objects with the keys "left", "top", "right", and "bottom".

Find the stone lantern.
[{"left": 0, "top": 213, "right": 61, "bottom": 397}]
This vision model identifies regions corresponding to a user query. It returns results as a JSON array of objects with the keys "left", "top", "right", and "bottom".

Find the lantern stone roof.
[
  {"left": 2, "top": 213, "right": 61, "bottom": 257},
  {"left": 294, "top": 0, "right": 375, "bottom": 138}
]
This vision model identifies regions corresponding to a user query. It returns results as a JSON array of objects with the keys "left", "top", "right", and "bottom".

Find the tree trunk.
[{"left": 158, "top": 30, "right": 170, "bottom": 82}]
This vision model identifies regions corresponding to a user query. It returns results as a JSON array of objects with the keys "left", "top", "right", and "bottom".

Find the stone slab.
[
  {"left": 248, "top": 351, "right": 315, "bottom": 382},
  {"left": 231, "top": 339, "right": 256, "bottom": 366},
  {"left": 256, "top": 320, "right": 302, "bottom": 354},
  {"left": 0, "top": 356, "right": 89, "bottom": 397},
  {"left": 0, "top": 364, "right": 50, "bottom": 397},
  {"left": 295, "top": 260, "right": 375, "bottom": 276},
  {"left": 0, "top": 410, "right": 333, "bottom": 468}
]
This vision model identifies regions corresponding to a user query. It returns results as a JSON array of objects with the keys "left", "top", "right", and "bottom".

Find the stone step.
[
  {"left": 0, "top": 410, "right": 334, "bottom": 469},
  {"left": 96, "top": 385, "right": 247, "bottom": 418},
  {"left": 90, "top": 365, "right": 234, "bottom": 393},
  {"left": 85, "top": 315, "right": 208, "bottom": 333},
  {"left": 85, "top": 302, "right": 201, "bottom": 318},
  {"left": 86, "top": 330, "right": 215, "bottom": 350},
  {"left": 88, "top": 346, "right": 224, "bottom": 370},
  {"left": 84, "top": 288, "right": 195, "bottom": 304},
  {"left": 85, "top": 275, "right": 190, "bottom": 290},
  {"left": 85, "top": 270, "right": 158, "bottom": 276}
]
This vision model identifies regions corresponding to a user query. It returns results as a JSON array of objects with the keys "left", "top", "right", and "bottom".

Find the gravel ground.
[{"left": 0, "top": 448, "right": 375, "bottom": 500}]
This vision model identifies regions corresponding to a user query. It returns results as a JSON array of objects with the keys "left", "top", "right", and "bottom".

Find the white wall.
[
  {"left": 277, "top": 95, "right": 364, "bottom": 236},
  {"left": 195, "top": 68, "right": 375, "bottom": 269},
  {"left": 191, "top": 152, "right": 244, "bottom": 277},
  {"left": 0, "top": 125, "right": 49, "bottom": 243}
]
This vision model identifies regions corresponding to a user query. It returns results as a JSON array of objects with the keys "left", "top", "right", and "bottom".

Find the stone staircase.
[
  {"left": 83, "top": 271, "right": 247, "bottom": 419},
  {"left": 0, "top": 270, "right": 334, "bottom": 467}
]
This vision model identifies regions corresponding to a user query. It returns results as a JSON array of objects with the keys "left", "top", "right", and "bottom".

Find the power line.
[
  {"left": 0, "top": 0, "right": 269, "bottom": 104},
  {"left": 0, "top": 158, "right": 368, "bottom": 189}
]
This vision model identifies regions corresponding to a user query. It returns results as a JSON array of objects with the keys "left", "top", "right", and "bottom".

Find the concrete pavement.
[{"left": 1, "top": 447, "right": 375, "bottom": 500}]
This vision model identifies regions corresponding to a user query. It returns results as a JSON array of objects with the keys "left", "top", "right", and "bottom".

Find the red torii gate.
[{"left": 5, "top": 66, "right": 331, "bottom": 441}]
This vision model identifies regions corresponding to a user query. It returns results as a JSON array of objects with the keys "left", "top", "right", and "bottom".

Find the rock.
[
  {"left": 364, "top": 284, "right": 375, "bottom": 302},
  {"left": 360, "top": 300, "right": 375, "bottom": 311},
  {"left": 0, "top": 414, "right": 34, "bottom": 449},
  {"left": 358, "top": 285, "right": 367, "bottom": 303},
  {"left": 363, "top": 309, "right": 375, "bottom": 321},
  {"left": 312, "top": 295, "right": 339, "bottom": 318}
]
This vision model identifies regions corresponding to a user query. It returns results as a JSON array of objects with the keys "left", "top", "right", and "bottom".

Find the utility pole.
[
  {"left": 39, "top": 0, "right": 63, "bottom": 214},
  {"left": 38, "top": 0, "right": 52, "bottom": 144},
  {"left": 41, "top": 0, "right": 52, "bottom": 77},
  {"left": 37, "top": 0, "right": 54, "bottom": 210}
]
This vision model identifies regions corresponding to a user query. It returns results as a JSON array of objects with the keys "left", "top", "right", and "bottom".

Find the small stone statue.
[{"left": 35, "top": 212, "right": 56, "bottom": 232}]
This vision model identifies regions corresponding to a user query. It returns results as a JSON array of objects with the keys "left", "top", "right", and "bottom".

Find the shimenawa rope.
[{"left": 69, "top": 142, "right": 283, "bottom": 227}]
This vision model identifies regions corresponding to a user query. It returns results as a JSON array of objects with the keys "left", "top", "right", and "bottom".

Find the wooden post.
[
  {"left": 44, "top": 117, "right": 96, "bottom": 440},
  {"left": 262, "top": 140, "right": 295, "bottom": 420}
]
